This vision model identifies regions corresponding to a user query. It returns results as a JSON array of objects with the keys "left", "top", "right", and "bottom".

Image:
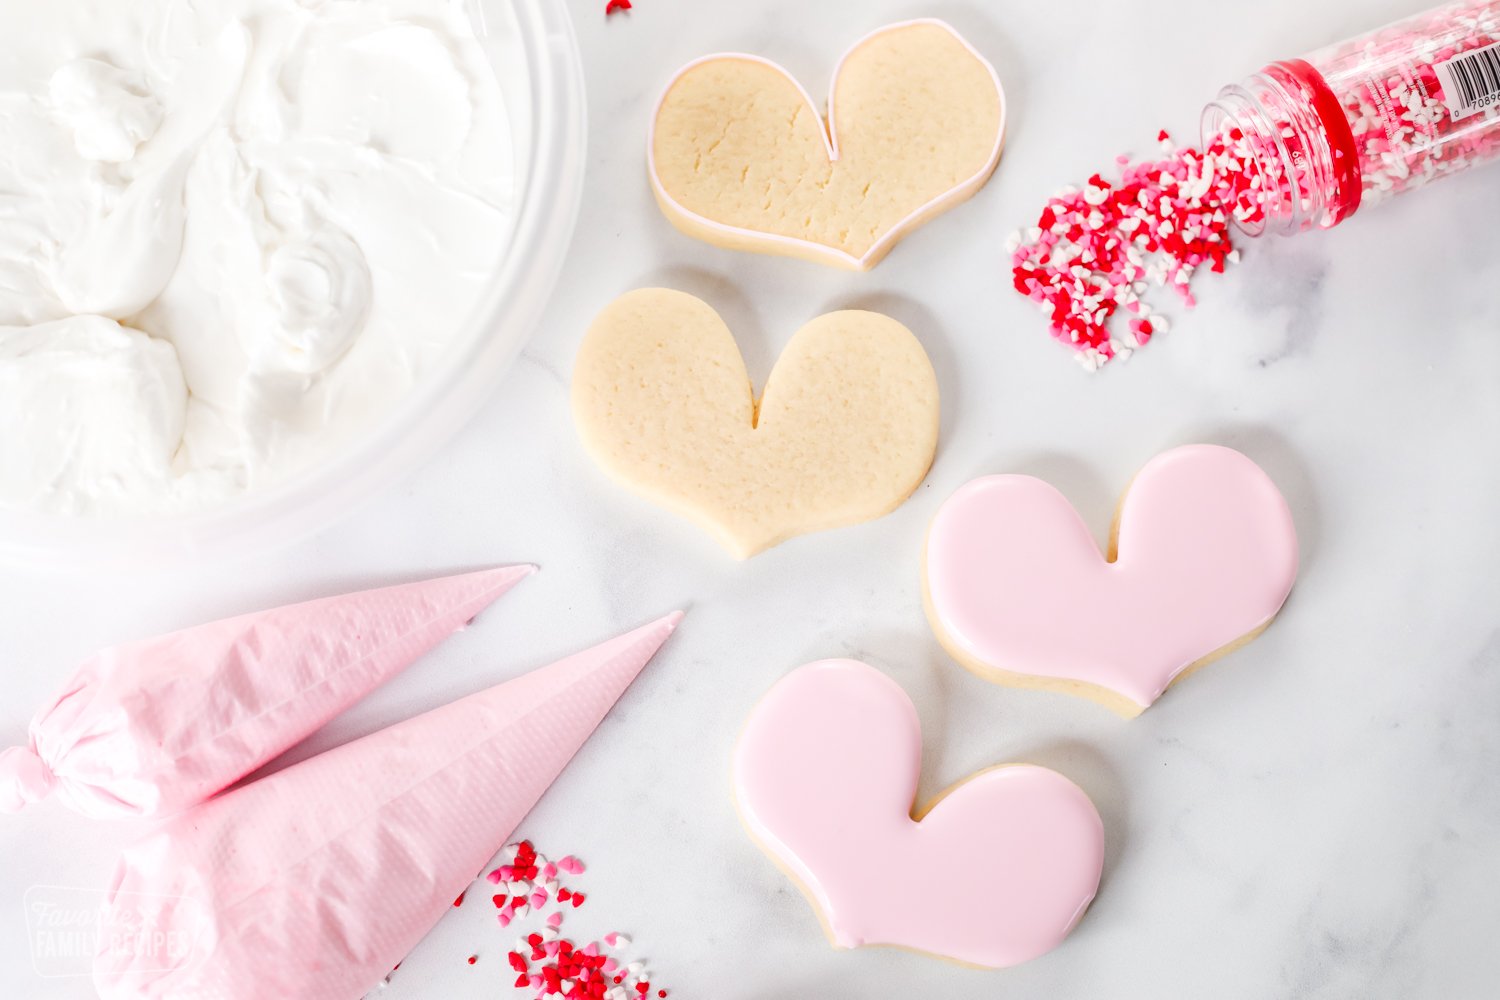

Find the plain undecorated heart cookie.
[
  {"left": 650, "top": 19, "right": 1005, "bottom": 270},
  {"left": 924, "top": 445, "right": 1299, "bottom": 717},
  {"left": 572, "top": 289, "right": 939, "bottom": 558},
  {"left": 734, "top": 660, "right": 1104, "bottom": 969}
]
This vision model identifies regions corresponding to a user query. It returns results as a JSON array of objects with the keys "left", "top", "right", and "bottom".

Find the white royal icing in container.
[{"left": 0, "top": 0, "right": 516, "bottom": 517}]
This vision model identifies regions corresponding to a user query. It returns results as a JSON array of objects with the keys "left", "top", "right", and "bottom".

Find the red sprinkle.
[{"left": 606, "top": 0, "right": 632, "bottom": 13}]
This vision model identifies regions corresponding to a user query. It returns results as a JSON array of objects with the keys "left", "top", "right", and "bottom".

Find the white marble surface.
[{"left": 3, "top": 0, "right": 1500, "bottom": 997}]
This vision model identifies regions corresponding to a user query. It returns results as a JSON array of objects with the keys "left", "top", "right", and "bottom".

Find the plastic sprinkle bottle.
[{"left": 1203, "top": 0, "right": 1500, "bottom": 234}]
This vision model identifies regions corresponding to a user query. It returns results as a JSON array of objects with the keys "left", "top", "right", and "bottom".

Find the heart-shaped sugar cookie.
[
  {"left": 924, "top": 445, "right": 1299, "bottom": 716},
  {"left": 572, "top": 289, "right": 939, "bottom": 559},
  {"left": 650, "top": 20, "right": 1005, "bottom": 270},
  {"left": 735, "top": 660, "right": 1104, "bottom": 968}
]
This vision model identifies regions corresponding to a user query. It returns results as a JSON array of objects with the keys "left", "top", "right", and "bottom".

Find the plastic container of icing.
[{"left": 0, "top": 0, "right": 587, "bottom": 572}]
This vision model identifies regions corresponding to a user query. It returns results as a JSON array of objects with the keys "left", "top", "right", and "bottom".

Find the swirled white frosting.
[{"left": 0, "top": 0, "right": 513, "bottom": 516}]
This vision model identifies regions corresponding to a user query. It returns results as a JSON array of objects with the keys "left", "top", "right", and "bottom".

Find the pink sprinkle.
[
  {"left": 498, "top": 913, "right": 511, "bottom": 928},
  {"left": 530, "top": 890, "right": 547, "bottom": 908},
  {"left": 541, "top": 862, "right": 558, "bottom": 880},
  {"left": 485, "top": 869, "right": 504, "bottom": 885},
  {"left": 546, "top": 912, "right": 563, "bottom": 929},
  {"left": 558, "top": 856, "right": 585, "bottom": 875}
]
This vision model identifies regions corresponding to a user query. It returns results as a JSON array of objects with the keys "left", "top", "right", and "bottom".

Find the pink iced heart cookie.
[
  {"left": 924, "top": 444, "right": 1299, "bottom": 717},
  {"left": 734, "top": 660, "right": 1104, "bottom": 969}
]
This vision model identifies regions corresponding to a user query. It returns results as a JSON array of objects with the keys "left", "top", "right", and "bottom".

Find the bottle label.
[{"left": 1435, "top": 40, "right": 1500, "bottom": 122}]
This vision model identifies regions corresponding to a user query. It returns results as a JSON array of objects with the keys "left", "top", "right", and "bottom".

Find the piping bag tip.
[
  {"left": 480, "top": 563, "right": 538, "bottom": 590},
  {"left": 0, "top": 746, "right": 56, "bottom": 814}
]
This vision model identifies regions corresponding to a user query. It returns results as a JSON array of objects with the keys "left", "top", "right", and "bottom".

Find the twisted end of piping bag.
[{"left": 0, "top": 745, "right": 57, "bottom": 813}]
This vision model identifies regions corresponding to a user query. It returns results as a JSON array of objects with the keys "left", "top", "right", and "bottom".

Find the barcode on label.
[{"left": 1435, "top": 41, "right": 1500, "bottom": 122}]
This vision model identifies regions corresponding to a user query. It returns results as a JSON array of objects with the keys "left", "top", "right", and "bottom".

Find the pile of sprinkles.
[
  {"left": 1009, "top": 130, "right": 1252, "bottom": 370},
  {"left": 461, "top": 841, "right": 669, "bottom": 1000},
  {"left": 1012, "top": 2, "right": 1500, "bottom": 371}
]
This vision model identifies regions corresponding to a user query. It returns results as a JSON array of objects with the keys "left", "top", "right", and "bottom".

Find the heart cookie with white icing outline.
[
  {"left": 572, "top": 288, "right": 939, "bottom": 558},
  {"left": 734, "top": 660, "right": 1104, "bottom": 968},
  {"left": 650, "top": 19, "right": 1006, "bottom": 270},
  {"left": 924, "top": 445, "right": 1299, "bottom": 716}
]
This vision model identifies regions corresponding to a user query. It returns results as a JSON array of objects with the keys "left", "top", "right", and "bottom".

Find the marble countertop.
[{"left": 3, "top": 0, "right": 1498, "bottom": 997}]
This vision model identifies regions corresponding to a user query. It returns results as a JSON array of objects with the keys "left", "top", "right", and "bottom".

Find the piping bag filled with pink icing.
[
  {"left": 0, "top": 566, "right": 533, "bottom": 819},
  {"left": 92, "top": 612, "right": 683, "bottom": 1000}
]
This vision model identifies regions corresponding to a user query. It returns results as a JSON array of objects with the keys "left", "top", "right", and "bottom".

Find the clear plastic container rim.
[{"left": 1202, "top": 75, "right": 1310, "bottom": 238}]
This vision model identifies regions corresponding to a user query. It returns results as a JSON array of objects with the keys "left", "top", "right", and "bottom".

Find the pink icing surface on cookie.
[
  {"left": 925, "top": 444, "right": 1299, "bottom": 711},
  {"left": 734, "top": 660, "right": 1104, "bottom": 969}
]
